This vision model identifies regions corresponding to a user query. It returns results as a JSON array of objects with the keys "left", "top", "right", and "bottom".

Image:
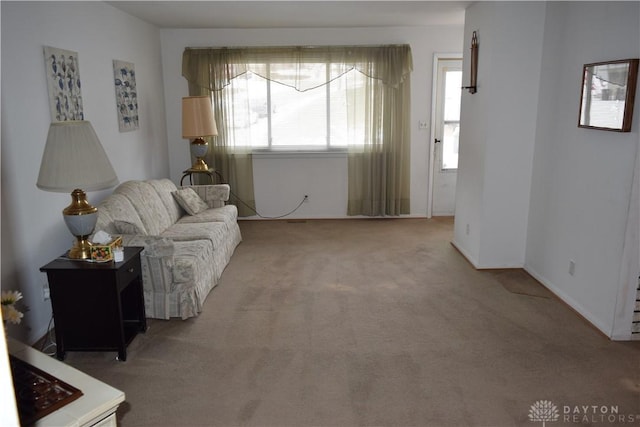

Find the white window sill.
[{"left": 252, "top": 148, "right": 348, "bottom": 159}]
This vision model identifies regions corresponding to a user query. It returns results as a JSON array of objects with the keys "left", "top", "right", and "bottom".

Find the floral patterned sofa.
[{"left": 93, "top": 179, "right": 242, "bottom": 319}]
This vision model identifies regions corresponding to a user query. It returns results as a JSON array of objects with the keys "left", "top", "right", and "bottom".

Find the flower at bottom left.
[{"left": 1, "top": 290, "right": 25, "bottom": 325}]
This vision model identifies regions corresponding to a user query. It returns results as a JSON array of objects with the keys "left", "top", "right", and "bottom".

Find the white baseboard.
[
  {"left": 524, "top": 264, "right": 617, "bottom": 339},
  {"left": 238, "top": 214, "right": 430, "bottom": 221}
]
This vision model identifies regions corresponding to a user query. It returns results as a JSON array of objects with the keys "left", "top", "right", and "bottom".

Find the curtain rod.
[{"left": 185, "top": 44, "right": 409, "bottom": 50}]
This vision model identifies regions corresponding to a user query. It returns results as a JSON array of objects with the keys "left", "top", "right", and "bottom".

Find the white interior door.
[{"left": 431, "top": 57, "right": 462, "bottom": 216}]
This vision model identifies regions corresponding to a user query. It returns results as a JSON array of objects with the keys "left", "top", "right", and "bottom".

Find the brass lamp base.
[
  {"left": 67, "top": 237, "right": 93, "bottom": 260},
  {"left": 190, "top": 137, "right": 209, "bottom": 171},
  {"left": 191, "top": 158, "right": 209, "bottom": 171},
  {"left": 62, "top": 189, "right": 99, "bottom": 260}
]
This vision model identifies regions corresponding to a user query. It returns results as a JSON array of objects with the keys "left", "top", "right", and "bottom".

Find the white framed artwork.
[
  {"left": 113, "top": 60, "right": 139, "bottom": 132},
  {"left": 43, "top": 46, "right": 83, "bottom": 122}
]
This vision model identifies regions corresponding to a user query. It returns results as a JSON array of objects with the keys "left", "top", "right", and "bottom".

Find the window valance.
[{"left": 182, "top": 45, "right": 413, "bottom": 92}]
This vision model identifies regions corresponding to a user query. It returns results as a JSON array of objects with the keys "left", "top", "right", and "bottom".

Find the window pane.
[
  {"left": 226, "top": 72, "right": 268, "bottom": 148},
  {"left": 442, "top": 69, "right": 461, "bottom": 169},
  {"left": 442, "top": 122, "right": 459, "bottom": 170},
  {"left": 223, "top": 64, "right": 375, "bottom": 150},
  {"left": 444, "top": 70, "right": 462, "bottom": 121},
  {"left": 270, "top": 63, "right": 327, "bottom": 147}
]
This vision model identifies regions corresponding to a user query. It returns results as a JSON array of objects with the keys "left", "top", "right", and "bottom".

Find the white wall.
[
  {"left": 252, "top": 151, "right": 348, "bottom": 218},
  {"left": 456, "top": 1, "right": 639, "bottom": 338},
  {"left": 526, "top": 2, "right": 640, "bottom": 338},
  {"left": 159, "top": 26, "right": 463, "bottom": 218},
  {"left": 453, "top": 2, "right": 546, "bottom": 268},
  {"left": 1, "top": 1, "right": 169, "bottom": 344}
]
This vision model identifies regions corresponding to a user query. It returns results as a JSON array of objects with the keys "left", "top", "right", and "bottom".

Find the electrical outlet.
[
  {"left": 304, "top": 195, "right": 309, "bottom": 203},
  {"left": 41, "top": 273, "right": 50, "bottom": 301},
  {"left": 465, "top": 224, "right": 470, "bottom": 235},
  {"left": 569, "top": 260, "right": 576, "bottom": 276}
]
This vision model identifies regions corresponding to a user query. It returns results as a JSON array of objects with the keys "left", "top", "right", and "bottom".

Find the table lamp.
[
  {"left": 182, "top": 96, "right": 217, "bottom": 171},
  {"left": 36, "top": 121, "right": 118, "bottom": 259}
]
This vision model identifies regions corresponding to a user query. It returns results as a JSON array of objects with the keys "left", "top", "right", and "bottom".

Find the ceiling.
[{"left": 107, "top": 1, "right": 469, "bottom": 29}]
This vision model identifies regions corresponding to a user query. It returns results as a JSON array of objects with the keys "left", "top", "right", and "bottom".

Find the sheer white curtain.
[
  {"left": 182, "top": 45, "right": 412, "bottom": 217},
  {"left": 182, "top": 49, "right": 256, "bottom": 216},
  {"left": 346, "top": 46, "right": 412, "bottom": 216}
]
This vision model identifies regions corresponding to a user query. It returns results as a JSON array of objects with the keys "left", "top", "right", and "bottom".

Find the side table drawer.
[{"left": 116, "top": 256, "right": 141, "bottom": 287}]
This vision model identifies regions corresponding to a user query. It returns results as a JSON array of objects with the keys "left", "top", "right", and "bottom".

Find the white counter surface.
[{"left": 8, "top": 338, "right": 125, "bottom": 427}]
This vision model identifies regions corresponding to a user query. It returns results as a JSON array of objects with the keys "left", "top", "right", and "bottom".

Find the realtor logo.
[{"left": 529, "top": 400, "right": 560, "bottom": 426}]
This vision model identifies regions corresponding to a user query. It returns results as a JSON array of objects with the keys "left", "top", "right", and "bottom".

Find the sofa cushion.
[
  {"left": 186, "top": 185, "right": 230, "bottom": 209},
  {"left": 177, "top": 205, "right": 238, "bottom": 231},
  {"left": 161, "top": 221, "right": 227, "bottom": 251},
  {"left": 146, "top": 179, "right": 183, "bottom": 224},
  {"left": 172, "top": 188, "right": 209, "bottom": 216},
  {"left": 115, "top": 181, "right": 174, "bottom": 235},
  {"left": 95, "top": 193, "right": 147, "bottom": 236}
]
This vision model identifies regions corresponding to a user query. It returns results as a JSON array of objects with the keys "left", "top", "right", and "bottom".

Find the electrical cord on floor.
[
  {"left": 40, "top": 315, "right": 57, "bottom": 356},
  {"left": 229, "top": 190, "right": 308, "bottom": 219},
  {"left": 206, "top": 170, "right": 307, "bottom": 219}
]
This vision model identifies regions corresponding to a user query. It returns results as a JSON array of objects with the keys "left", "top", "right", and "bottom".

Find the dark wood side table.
[{"left": 40, "top": 247, "right": 147, "bottom": 361}]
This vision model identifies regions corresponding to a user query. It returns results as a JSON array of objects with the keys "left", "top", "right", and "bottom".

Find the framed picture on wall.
[
  {"left": 113, "top": 59, "right": 139, "bottom": 132},
  {"left": 578, "top": 58, "right": 639, "bottom": 132},
  {"left": 43, "top": 46, "right": 84, "bottom": 122}
]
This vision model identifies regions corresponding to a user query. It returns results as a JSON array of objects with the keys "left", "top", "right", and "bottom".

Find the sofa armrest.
[{"left": 182, "top": 184, "right": 230, "bottom": 209}]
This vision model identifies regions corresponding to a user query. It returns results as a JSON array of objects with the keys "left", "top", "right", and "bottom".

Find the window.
[
  {"left": 224, "top": 64, "right": 370, "bottom": 150},
  {"left": 183, "top": 45, "right": 413, "bottom": 216}
]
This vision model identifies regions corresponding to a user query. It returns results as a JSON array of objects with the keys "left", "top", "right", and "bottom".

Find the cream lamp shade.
[
  {"left": 37, "top": 120, "right": 118, "bottom": 259},
  {"left": 182, "top": 96, "right": 217, "bottom": 171}
]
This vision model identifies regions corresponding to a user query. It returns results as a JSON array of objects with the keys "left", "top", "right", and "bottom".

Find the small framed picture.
[
  {"left": 43, "top": 46, "right": 84, "bottom": 122},
  {"left": 113, "top": 60, "right": 139, "bottom": 131},
  {"left": 578, "top": 59, "right": 639, "bottom": 132}
]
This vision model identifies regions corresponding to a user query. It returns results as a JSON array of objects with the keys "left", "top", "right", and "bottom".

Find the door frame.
[{"left": 427, "top": 52, "right": 462, "bottom": 218}]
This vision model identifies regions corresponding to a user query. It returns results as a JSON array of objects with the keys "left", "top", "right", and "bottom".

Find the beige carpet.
[{"left": 65, "top": 218, "right": 640, "bottom": 426}]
